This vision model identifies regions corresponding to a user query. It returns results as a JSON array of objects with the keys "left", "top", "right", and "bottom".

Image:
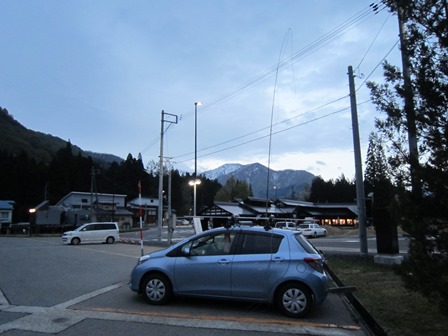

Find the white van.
[
  {"left": 62, "top": 222, "right": 119, "bottom": 245},
  {"left": 275, "top": 221, "right": 299, "bottom": 231}
]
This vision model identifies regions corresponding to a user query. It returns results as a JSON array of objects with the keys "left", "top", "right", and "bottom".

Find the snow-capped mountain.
[
  {"left": 203, "top": 163, "right": 315, "bottom": 199},
  {"left": 202, "top": 163, "right": 243, "bottom": 180}
]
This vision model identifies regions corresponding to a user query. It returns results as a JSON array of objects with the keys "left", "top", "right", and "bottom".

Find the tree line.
[
  {"left": 0, "top": 142, "right": 221, "bottom": 222},
  {"left": 0, "top": 140, "right": 361, "bottom": 223}
]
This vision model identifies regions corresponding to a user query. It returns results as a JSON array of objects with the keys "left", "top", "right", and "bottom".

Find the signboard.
[{"left": 193, "top": 217, "right": 203, "bottom": 234}]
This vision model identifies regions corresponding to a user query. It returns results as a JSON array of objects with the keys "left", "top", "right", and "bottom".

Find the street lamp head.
[
  {"left": 194, "top": 101, "right": 203, "bottom": 107},
  {"left": 189, "top": 179, "right": 201, "bottom": 186}
]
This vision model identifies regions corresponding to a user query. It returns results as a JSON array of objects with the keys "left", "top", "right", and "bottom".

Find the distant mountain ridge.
[
  {"left": 203, "top": 162, "right": 315, "bottom": 199},
  {"left": 1, "top": 106, "right": 314, "bottom": 198}
]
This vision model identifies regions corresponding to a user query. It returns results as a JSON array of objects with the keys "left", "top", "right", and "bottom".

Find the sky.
[{"left": 0, "top": 0, "right": 402, "bottom": 180}]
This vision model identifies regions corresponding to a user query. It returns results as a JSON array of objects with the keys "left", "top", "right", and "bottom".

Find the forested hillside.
[
  {"left": 0, "top": 107, "right": 221, "bottom": 222},
  {"left": 0, "top": 107, "right": 84, "bottom": 164}
]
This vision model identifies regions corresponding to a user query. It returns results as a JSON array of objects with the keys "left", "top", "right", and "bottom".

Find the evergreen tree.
[
  {"left": 368, "top": 0, "right": 448, "bottom": 313},
  {"left": 308, "top": 176, "right": 328, "bottom": 203},
  {"left": 214, "top": 176, "right": 251, "bottom": 201},
  {"left": 364, "top": 132, "right": 390, "bottom": 194},
  {"left": 308, "top": 175, "right": 355, "bottom": 203}
]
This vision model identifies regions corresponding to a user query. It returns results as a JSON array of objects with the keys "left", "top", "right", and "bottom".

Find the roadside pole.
[
  {"left": 348, "top": 65, "right": 368, "bottom": 255},
  {"left": 138, "top": 180, "right": 144, "bottom": 256}
]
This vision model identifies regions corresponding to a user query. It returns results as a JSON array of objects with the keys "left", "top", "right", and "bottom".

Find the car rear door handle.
[
  {"left": 218, "top": 259, "right": 231, "bottom": 265},
  {"left": 272, "top": 257, "right": 285, "bottom": 263}
]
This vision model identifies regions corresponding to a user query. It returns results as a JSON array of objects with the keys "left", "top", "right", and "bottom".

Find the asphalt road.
[
  {"left": 0, "top": 236, "right": 372, "bottom": 336},
  {"left": 120, "top": 225, "right": 410, "bottom": 255}
]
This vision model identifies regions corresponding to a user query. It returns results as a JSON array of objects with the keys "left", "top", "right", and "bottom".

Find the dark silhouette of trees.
[
  {"left": 0, "top": 150, "right": 47, "bottom": 222},
  {"left": 47, "top": 142, "right": 92, "bottom": 204},
  {"left": 308, "top": 175, "right": 356, "bottom": 203},
  {"left": 214, "top": 176, "right": 253, "bottom": 202},
  {"left": 0, "top": 144, "right": 223, "bottom": 223},
  {"left": 368, "top": 0, "right": 448, "bottom": 313}
]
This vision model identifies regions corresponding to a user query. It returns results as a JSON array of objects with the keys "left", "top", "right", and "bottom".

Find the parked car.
[
  {"left": 62, "top": 222, "right": 119, "bottom": 245},
  {"left": 298, "top": 223, "right": 327, "bottom": 238},
  {"left": 275, "top": 221, "right": 299, "bottom": 231},
  {"left": 129, "top": 226, "right": 328, "bottom": 318},
  {"left": 176, "top": 219, "right": 190, "bottom": 225}
]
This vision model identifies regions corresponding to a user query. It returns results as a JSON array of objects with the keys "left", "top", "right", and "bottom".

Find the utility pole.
[
  {"left": 90, "top": 166, "right": 100, "bottom": 221},
  {"left": 167, "top": 168, "right": 173, "bottom": 245},
  {"left": 348, "top": 65, "right": 368, "bottom": 255},
  {"left": 157, "top": 111, "right": 178, "bottom": 243}
]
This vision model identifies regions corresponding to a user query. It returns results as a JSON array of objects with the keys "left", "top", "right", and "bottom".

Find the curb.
[{"left": 324, "top": 262, "right": 387, "bottom": 336}]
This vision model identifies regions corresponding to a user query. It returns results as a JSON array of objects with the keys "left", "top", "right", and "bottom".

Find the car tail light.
[{"left": 304, "top": 257, "right": 324, "bottom": 273}]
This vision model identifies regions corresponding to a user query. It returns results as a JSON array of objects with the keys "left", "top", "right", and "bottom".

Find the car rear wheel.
[
  {"left": 276, "top": 282, "right": 313, "bottom": 318},
  {"left": 71, "top": 237, "right": 81, "bottom": 245},
  {"left": 142, "top": 274, "right": 173, "bottom": 305},
  {"left": 106, "top": 236, "right": 115, "bottom": 244}
]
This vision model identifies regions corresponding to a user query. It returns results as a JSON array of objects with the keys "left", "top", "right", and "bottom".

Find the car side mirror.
[{"left": 181, "top": 246, "right": 191, "bottom": 256}]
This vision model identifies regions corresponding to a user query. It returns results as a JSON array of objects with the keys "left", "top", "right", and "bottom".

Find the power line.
[
  {"left": 174, "top": 95, "right": 349, "bottom": 160},
  {"left": 356, "top": 12, "right": 393, "bottom": 70},
  {"left": 174, "top": 98, "right": 377, "bottom": 165},
  {"left": 356, "top": 39, "right": 400, "bottom": 92},
  {"left": 179, "top": 2, "right": 387, "bottom": 120},
  {"left": 141, "top": 2, "right": 388, "bottom": 161}
]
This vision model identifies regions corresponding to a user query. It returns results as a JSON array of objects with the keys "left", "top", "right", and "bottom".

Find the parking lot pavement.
[
  {"left": 0, "top": 286, "right": 368, "bottom": 336},
  {"left": 0, "top": 237, "right": 372, "bottom": 336}
]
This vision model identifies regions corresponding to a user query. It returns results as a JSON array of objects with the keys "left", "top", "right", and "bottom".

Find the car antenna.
[{"left": 264, "top": 215, "right": 274, "bottom": 231}]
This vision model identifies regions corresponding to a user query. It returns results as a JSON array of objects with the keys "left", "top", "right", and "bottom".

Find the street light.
[
  {"left": 192, "top": 101, "right": 202, "bottom": 216},
  {"left": 189, "top": 179, "right": 201, "bottom": 216}
]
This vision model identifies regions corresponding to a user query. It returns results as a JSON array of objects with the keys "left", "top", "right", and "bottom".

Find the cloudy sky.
[{"left": 0, "top": 0, "right": 401, "bottom": 180}]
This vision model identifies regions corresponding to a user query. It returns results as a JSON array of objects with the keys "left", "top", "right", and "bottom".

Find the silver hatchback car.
[{"left": 129, "top": 226, "right": 328, "bottom": 317}]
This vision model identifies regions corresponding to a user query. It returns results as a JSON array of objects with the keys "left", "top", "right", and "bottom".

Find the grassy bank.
[{"left": 326, "top": 254, "right": 447, "bottom": 336}]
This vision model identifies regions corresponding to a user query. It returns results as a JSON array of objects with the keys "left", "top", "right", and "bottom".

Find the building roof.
[
  {"left": 0, "top": 200, "right": 14, "bottom": 210},
  {"left": 56, "top": 192, "right": 127, "bottom": 206},
  {"left": 200, "top": 198, "right": 358, "bottom": 220},
  {"left": 199, "top": 202, "right": 257, "bottom": 219},
  {"left": 127, "top": 197, "right": 160, "bottom": 208}
]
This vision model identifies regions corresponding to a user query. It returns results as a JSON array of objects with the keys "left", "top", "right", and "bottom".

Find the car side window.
[
  {"left": 183, "top": 231, "right": 236, "bottom": 256},
  {"left": 237, "top": 233, "right": 282, "bottom": 254}
]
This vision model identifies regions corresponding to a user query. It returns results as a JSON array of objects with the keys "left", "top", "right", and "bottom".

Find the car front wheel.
[
  {"left": 276, "top": 282, "right": 313, "bottom": 318},
  {"left": 142, "top": 274, "right": 173, "bottom": 305},
  {"left": 71, "top": 237, "right": 80, "bottom": 245}
]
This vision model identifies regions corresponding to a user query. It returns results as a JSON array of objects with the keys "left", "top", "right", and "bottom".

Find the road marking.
[
  {"left": 0, "top": 288, "right": 9, "bottom": 307},
  {"left": 84, "top": 306, "right": 361, "bottom": 331}
]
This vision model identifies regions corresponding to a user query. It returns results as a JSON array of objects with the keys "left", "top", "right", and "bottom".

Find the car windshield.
[{"left": 294, "top": 233, "right": 319, "bottom": 254}]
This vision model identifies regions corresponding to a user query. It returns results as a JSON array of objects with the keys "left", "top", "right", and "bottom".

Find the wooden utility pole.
[{"left": 348, "top": 65, "right": 368, "bottom": 255}]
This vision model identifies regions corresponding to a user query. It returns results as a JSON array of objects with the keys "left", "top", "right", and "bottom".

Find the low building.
[
  {"left": 0, "top": 200, "right": 14, "bottom": 233},
  {"left": 276, "top": 199, "right": 359, "bottom": 226},
  {"left": 29, "top": 192, "right": 133, "bottom": 231},
  {"left": 199, "top": 198, "right": 358, "bottom": 227},
  {"left": 127, "top": 197, "right": 160, "bottom": 228},
  {"left": 55, "top": 192, "right": 133, "bottom": 229}
]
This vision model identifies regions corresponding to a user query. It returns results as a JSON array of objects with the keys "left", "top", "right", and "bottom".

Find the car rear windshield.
[{"left": 294, "top": 233, "right": 319, "bottom": 254}]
